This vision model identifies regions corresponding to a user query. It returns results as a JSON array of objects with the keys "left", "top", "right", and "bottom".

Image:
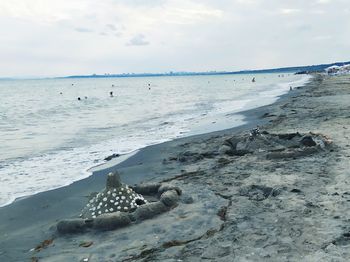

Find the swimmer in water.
[
  {"left": 110, "top": 91, "right": 114, "bottom": 97},
  {"left": 252, "top": 77, "right": 256, "bottom": 83},
  {"left": 77, "top": 97, "right": 81, "bottom": 101}
]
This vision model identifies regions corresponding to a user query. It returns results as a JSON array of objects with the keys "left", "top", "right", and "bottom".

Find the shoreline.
[
  {"left": 3, "top": 73, "right": 349, "bottom": 261},
  {"left": 0, "top": 73, "right": 310, "bottom": 209},
  {"left": 0, "top": 76, "right": 306, "bottom": 259}
]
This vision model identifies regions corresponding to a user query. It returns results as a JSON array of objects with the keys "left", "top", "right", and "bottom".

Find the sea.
[{"left": 0, "top": 73, "right": 311, "bottom": 207}]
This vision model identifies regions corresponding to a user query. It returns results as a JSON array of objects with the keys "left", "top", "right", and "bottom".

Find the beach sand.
[{"left": 1, "top": 74, "right": 350, "bottom": 261}]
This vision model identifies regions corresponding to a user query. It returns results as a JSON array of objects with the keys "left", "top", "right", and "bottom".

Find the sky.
[{"left": 0, "top": 0, "right": 349, "bottom": 77}]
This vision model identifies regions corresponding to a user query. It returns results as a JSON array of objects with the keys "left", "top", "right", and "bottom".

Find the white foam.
[{"left": 0, "top": 122, "right": 189, "bottom": 207}]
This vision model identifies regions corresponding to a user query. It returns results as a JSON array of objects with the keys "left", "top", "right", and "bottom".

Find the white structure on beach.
[{"left": 325, "top": 64, "right": 350, "bottom": 75}]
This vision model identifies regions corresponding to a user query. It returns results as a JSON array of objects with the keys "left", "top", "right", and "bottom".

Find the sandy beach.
[{"left": 1, "top": 74, "right": 350, "bottom": 261}]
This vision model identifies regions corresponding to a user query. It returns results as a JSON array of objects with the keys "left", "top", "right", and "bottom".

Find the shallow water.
[{"left": 0, "top": 73, "right": 310, "bottom": 206}]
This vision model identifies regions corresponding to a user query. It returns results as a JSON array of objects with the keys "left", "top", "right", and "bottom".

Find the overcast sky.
[{"left": 0, "top": 0, "right": 349, "bottom": 77}]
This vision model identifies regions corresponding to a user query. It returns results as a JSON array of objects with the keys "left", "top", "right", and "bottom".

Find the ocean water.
[{"left": 0, "top": 73, "right": 310, "bottom": 207}]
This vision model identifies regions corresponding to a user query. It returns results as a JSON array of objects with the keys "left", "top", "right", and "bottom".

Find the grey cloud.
[
  {"left": 105, "top": 24, "right": 124, "bottom": 37},
  {"left": 99, "top": 32, "right": 122, "bottom": 37},
  {"left": 106, "top": 24, "right": 117, "bottom": 31},
  {"left": 74, "top": 27, "right": 93, "bottom": 33},
  {"left": 126, "top": 34, "right": 149, "bottom": 46}
]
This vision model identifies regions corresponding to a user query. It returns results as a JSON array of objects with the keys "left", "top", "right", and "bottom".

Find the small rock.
[
  {"left": 79, "top": 241, "right": 93, "bottom": 248},
  {"left": 104, "top": 153, "right": 120, "bottom": 161}
]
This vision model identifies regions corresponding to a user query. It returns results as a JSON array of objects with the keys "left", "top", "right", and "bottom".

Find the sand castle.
[
  {"left": 219, "top": 128, "right": 332, "bottom": 159},
  {"left": 80, "top": 172, "right": 147, "bottom": 219},
  {"left": 57, "top": 172, "right": 182, "bottom": 234}
]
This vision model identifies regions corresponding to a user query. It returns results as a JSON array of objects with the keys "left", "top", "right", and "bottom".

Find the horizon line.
[{"left": 1, "top": 60, "right": 349, "bottom": 80}]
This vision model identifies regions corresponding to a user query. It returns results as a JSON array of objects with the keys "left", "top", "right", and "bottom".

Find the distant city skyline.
[{"left": 0, "top": 0, "right": 349, "bottom": 77}]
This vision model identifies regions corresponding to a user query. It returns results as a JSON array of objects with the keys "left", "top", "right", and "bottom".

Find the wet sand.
[{"left": 1, "top": 74, "right": 350, "bottom": 261}]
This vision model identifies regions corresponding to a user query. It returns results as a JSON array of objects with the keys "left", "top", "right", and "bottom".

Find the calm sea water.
[{"left": 0, "top": 73, "right": 310, "bottom": 207}]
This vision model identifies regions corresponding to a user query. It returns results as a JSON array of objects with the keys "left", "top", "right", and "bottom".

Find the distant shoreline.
[
  {"left": 59, "top": 60, "right": 350, "bottom": 79},
  {"left": 1, "top": 60, "right": 349, "bottom": 80}
]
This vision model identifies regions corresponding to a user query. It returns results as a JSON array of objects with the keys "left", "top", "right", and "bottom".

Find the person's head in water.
[
  {"left": 110, "top": 91, "right": 113, "bottom": 97},
  {"left": 77, "top": 97, "right": 81, "bottom": 101}
]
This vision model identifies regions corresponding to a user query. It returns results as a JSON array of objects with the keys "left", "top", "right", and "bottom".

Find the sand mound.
[{"left": 220, "top": 130, "right": 332, "bottom": 159}]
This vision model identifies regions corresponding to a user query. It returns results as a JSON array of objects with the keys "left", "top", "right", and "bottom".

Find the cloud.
[
  {"left": 280, "top": 8, "right": 301, "bottom": 14},
  {"left": 126, "top": 34, "right": 149, "bottom": 46},
  {"left": 74, "top": 27, "right": 93, "bottom": 33},
  {"left": 0, "top": 0, "right": 349, "bottom": 77},
  {"left": 313, "top": 35, "right": 332, "bottom": 41},
  {"left": 106, "top": 24, "right": 117, "bottom": 31}
]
